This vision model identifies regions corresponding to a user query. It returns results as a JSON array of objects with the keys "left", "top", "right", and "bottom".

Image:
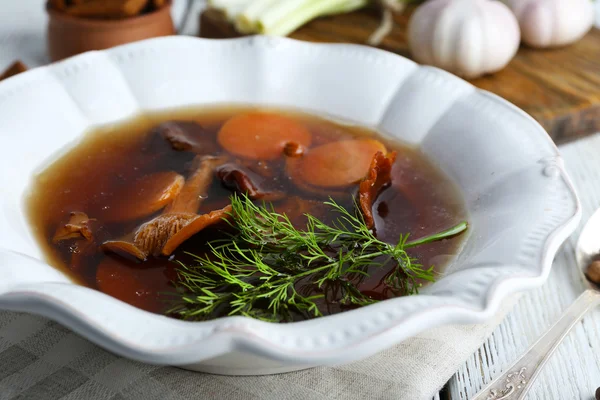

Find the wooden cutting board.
[{"left": 200, "top": 8, "right": 600, "bottom": 145}]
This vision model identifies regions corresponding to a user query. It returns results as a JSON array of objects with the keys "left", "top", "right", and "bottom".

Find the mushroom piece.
[
  {"left": 216, "top": 163, "right": 284, "bottom": 201},
  {"left": 53, "top": 211, "right": 109, "bottom": 273},
  {"left": 153, "top": 121, "right": 218, "bottom": 155},
  {"left": 102, "top": 156, "right": 229, "bottom": 260},
  {"left": 53, "top": 211, "right": 98, "bottom": 243},
  {"left": 160, "top": 206, "right": 232, "bottom": 256},
  {"left": 283, "top": 142, "right": 306, "bottom": 158},
  {"left": 357, "top": 151, "right": 398, "bottom": 230},
  {"left": 166, "top": 156, "right": 223, "bottom": 213},
  {"left": 217, "top": 112, "right": 312, "bottom": 160}
]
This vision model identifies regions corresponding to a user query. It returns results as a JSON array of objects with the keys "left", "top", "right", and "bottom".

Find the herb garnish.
[{"left": 168, "top": 195, "right": 468, "bottom": 322}]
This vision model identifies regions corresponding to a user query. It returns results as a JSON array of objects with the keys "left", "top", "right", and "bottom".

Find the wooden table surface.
[{"left": 2, "top": 1, "right": 600, "bottom": 399}]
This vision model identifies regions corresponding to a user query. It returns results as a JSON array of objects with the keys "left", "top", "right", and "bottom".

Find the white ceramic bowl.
[{"left": 0, "top": 36, "right": 580, "bottom": 375}]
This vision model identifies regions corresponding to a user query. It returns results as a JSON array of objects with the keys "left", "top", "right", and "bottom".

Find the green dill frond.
[{"left": 167, "top": 194, "right": 468, "bottom": 322}]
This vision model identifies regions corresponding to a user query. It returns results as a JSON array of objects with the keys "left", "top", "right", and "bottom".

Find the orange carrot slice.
[
  {"left": 289, "top": 139, "right": 387, "bottom": 188},
  {"left": 97, "top": 259, "right": 144, "bottom": 309},
  {"left": 101, "top": 171, "right": 184, "bottom": 223},
  {"left": 96, "top": 257, "right": 173, "bottom": 313},
  {"left": 217, "top": 112, "right": 312, "bottom": 160}
]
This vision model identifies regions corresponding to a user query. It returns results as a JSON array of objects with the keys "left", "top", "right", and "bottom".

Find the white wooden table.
[{"left": 2, "top": 1, "right": 600, "bottom": 399}]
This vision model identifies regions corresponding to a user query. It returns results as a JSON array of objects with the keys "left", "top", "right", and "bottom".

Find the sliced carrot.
[
  {"left": 289, "top": 139, "right": 387, "bottom": 188},
  {"left": 284, "top": 157, "right": 349, "bottom": 199},
  {"left": 97, "top": 259, "right": 144, "bottom": 309},
  {"left": 217, "top": 112, "right": 312, "bottom": 160},
  {"left": 102, "top": 171, "right": 184, "bottom": 223},
  {"left": 96, "top": 257, "right": 174, "bottom": 313}
]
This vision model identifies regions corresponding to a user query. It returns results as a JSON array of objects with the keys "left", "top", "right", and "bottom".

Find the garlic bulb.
[
  {"left": 502, "top": 0, "right": 594, "bottom": 48},
  {"left": 407, "top": 0, "right": 520, "bottom": 79}
]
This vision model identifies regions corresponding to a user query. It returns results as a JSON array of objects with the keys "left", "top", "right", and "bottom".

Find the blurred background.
[{"left": 0, "top": 0, "right": 204, "bottom": 68}]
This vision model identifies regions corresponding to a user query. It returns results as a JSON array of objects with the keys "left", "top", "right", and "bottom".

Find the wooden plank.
[{"left": 199, "top": 8, "right": 600, "bottom": 144}]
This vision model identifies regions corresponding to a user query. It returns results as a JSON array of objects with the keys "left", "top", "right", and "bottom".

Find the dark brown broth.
[{"left": 26, "top": 106, "right": 467, "bottom": 319}]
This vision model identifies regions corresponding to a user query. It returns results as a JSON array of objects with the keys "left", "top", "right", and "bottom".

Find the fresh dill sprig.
[{"left": 168, "top": 194, "right": 468, "bottom": 322}]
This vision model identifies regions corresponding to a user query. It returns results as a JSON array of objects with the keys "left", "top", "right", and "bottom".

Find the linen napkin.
[{"left": 0, "top": 298, "right": 517, "bottom": 400}]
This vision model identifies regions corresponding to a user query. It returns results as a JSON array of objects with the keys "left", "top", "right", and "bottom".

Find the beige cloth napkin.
[{"left": 0, "top": 298, "right": 517, "bottom": 400}]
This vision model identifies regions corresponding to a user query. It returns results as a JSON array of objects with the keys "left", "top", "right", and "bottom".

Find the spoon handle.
[{"left": 471, "top": 290, "right": 600, "bottom": 400}]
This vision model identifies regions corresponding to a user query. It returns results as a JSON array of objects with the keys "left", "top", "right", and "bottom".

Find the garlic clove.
[
  {"left": 408, "top": 0, "right": 450, "bottom": 66},
  {"left": 408, "top": 0, "right": 520, "bottom": 79},
  {"left": 503, "top": 0, "right": 595, "bottom": 48}
]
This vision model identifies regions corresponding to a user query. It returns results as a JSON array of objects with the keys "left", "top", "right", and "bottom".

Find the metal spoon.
[{"left": 471, "top": 208, "right": 600, "bottom": 400}]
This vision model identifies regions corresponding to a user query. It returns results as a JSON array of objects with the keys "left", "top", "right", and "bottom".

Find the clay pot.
[{"left": 46, "top": 0, "right": 175, "bottom": 62}]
